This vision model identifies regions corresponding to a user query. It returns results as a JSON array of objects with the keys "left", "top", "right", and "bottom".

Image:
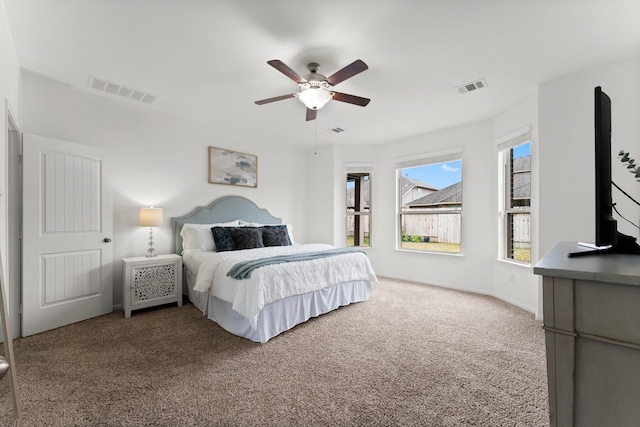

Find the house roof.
[
  {"left": 514, "top": 156, "right": 530, "bottom": 172},
  {"left": 513, "top": 172, "right": 531, "bottom": 199},
  {"left": 513, "top": 156, "right": 531, "bottom": 199},
  {"left": 400, "top": 176, "right": 438, "bottom": 196},
  {"left": 404, "top": 155, "right": 532, "bottom": 206},
  {"left": 407, "top": 182, "right": 462, "bottom": 207}
]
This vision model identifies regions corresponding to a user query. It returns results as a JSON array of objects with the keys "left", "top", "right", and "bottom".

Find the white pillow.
[
  {"left": 238, "top": 220, "right": 295, "bottom": 244},
  {"left": 180, "top": 220, "right": 239, "bottom": 251}
]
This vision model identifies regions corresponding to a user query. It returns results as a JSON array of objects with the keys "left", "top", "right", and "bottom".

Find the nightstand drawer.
[{"left": 122, "top": 254, "right": 182, "bottom": 318}]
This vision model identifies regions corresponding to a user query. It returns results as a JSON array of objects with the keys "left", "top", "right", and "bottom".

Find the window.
[
  {"left": 397, "top": 154, "right": 463, "bottom": 253},
  {"left": 499, "top": 136, "right": 531, "bottom": 263},
  {"left": 347, "top": 172, "right": 371, "bottom": 247}
]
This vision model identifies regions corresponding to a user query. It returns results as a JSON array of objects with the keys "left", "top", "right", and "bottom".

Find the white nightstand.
[{"left": 122, "top": 254, "right": 182, "bottom": 318}]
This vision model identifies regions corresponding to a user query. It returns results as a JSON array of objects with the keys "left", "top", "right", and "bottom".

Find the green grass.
[
  {"left": 347, "top": 237, "right": 530, "bottom": 260},
  {"left": 400, "top": 241, "right": 461, "bottom": 253},
  {"left": 512, "top": 248, "right": 531, "bottom": 263},
  {"left": 347, "top": 236, "right": 461, "bottom": 252},
  {"left": 346, "top": 236, "right": 370, "bottom": 247}
]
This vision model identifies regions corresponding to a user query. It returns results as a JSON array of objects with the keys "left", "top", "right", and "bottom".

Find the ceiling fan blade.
[
  {"left": 306, "top": 108, "right": 317, "bottom": 121},
  {"left": 326, "top": 59, "right": 368, "bottom": 86},
  {"left": 332, "top": 92, "right": 371, "bottom": 107},
  {"left": 254, "top": 93, "right": 297, "bottom": 105},
  {"left": 267, "top": 60, "right": 307, "bottom": 84}
]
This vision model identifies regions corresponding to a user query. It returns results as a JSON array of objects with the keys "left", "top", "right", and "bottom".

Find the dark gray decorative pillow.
[
  {"left": 211, "top": 227, "right": 237, "bottom": 252},
  {"left": 234, "top": 227, "right": 265, "bottom": 250},
  {"left": 262, "top": 227, "right": 291, "bottom": 247}
]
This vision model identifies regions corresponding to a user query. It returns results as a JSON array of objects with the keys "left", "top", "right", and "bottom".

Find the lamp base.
[{"left": 146, "top": 228, "right": 157, "bottom": 257}]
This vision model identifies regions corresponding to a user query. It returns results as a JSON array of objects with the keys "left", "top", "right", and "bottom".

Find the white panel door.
[{"left": 22, "top": 134, "right": 113, "bottom": 336}]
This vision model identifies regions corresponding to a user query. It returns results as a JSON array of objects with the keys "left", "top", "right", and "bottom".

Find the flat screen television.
[{"left": 569, "top": 86, "right": 640, "bottom": 257}]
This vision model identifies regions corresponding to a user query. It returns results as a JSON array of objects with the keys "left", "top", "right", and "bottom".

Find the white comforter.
[{"left": 187, "top": 243, "right": 377, "bottom": 329}]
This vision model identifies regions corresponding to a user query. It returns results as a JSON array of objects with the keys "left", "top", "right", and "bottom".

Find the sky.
[
  {"left": 513, "top": 142, "right": 531, "bottom": 158},
  {"left": 348, "top": 142, "right": 531, "bottom": 191},
  {"left": 402, "top": 160, "right": 462, "bottom": 190},
  {"left": 402, "top": 142, "right": 531, "bottom": 190}
]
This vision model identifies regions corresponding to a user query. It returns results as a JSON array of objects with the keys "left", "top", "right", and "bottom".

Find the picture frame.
[{"left": 208, "top": 146, "right": 258, "bottom": 188}]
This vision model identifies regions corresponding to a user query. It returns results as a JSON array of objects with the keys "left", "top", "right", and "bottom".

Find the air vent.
[
  {"left": 455, "top": 78, "right": 488, "bottom": 94},
  {"left": 330, "top": 127, "right": 345, "bottom": 133},
  {"left": 89, "top": 77, "right": 157, "bottom": 104}
]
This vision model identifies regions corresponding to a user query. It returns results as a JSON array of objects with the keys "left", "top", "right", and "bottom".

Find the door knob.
[{"left": 104, "top": 238, "right": 112, "bottom": 243}]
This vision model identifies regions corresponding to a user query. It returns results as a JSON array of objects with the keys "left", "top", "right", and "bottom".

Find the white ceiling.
[{"left": 4, "top": 0, "right": 640, "bottom": 147}]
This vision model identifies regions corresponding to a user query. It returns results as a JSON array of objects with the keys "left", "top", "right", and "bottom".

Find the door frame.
[{"left": 5, "top": 101, "right": 20, "bottom": 339}]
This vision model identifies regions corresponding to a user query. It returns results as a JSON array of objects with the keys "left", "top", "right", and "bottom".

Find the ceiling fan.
[{"left": 254, "top": 59, "right": 370, "bottom": 121}]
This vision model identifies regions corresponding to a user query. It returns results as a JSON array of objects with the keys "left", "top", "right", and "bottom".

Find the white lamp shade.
[
  {"left": 298, "top": 87, "right": 332, "bottom": 110},
  {"left": 139, "top": 207, "right": 164, "bottom": 227}
]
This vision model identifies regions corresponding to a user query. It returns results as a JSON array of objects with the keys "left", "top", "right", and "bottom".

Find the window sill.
[
  {"left": 496, "top": 258, "right": 532, "bottom": 269},
  {"left": 395, "top": 248, "right": 465, "bottom": 257}
]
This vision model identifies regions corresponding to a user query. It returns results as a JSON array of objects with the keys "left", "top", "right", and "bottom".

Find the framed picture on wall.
[{"left": 208, "top": 146, "right": 258, "bottom": 188}]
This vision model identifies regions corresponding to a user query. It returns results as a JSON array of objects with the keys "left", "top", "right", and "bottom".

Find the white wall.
[
  {"left": 324, "top": 55, "right": 640, "bottom": 319},
  {"left": 20, "top": 71, "right": 309, "bottom": 307},
  {"left": 538, "top": 56, "right": 640, "bottom": 258},
  {"left": 10, "top": 11, "right": 640, "bottom": 322},
  {"left": 305, "top": 144, "right": 338, "bottom": 245},
  {"left": 336, "top": 120, "right": 497, "bottom": 296},
  {"left": 325, "top": 91, "right": 561, "bottom": 319},
  {"left": 0, "top": 1, "right": 19, "bottom": 111}
]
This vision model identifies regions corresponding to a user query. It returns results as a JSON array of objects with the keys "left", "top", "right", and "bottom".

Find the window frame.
[
  {"left": 396, "top": 152, "right": 463, "bottom": 255},
  {"left": 346, "top": 168, "right": 372, "bottom": 248},
  {"left": 498, "top": 131, "right": 532, "bottom": 265}
]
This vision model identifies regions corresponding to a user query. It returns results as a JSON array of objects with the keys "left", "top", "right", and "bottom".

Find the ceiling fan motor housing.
[
  {"left": 302, "top": 63, "right": 331, "bottom": 89},
  {"left": 255, "top": 59, "right": 370, "bottom": 119}
]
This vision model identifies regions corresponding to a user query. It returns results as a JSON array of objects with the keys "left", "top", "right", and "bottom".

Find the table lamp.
[{"left": 139, "top": 207, "right": 163, "bottom": 257}]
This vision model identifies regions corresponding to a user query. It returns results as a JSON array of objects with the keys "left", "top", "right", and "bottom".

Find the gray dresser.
[{"left": 534, "top": 241, "right": 640, "bottom": 427}]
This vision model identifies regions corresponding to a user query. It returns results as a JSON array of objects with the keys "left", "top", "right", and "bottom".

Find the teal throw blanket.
[{"left": 227, "top": 247, "right": 366, "bottom": 280}]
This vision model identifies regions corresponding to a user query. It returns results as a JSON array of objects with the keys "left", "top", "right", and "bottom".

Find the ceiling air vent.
[
  {"left": 330, "top": 127, "right": 345, "bottom": 133},
  {"left": 455, "top": 78, "right": 488, "bottom": 94},
  {"left": 89, "top": 77, "right": 157, "bottom": 104}
]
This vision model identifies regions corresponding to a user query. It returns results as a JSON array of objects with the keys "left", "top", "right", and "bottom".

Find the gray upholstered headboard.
[{"left": 173, "top": 195, "right": 282, "bottom": 254}]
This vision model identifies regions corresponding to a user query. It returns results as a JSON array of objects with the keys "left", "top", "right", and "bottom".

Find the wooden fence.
[
  {"left": 347, "top": 211, "right": 531, "bottom": 248},
  {"left": 346, "top": 214, "right": 370, "bottom": 237},
  {"left": 401, "top": 212, "right": 461, "bottom": 244},
  {"left": 511, "top": 212, "right": 531, "bottom": 248}
]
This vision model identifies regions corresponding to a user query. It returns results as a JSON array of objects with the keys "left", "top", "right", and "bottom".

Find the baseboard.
[
  {"left": 377, "top": 273, "right": 492, "bottom": 296},
  {"left": 491, "top": 293, "right": 536, "bottom": 316},
  {"left": 376, "top": 273, "right": 537, "bottom": 316}
]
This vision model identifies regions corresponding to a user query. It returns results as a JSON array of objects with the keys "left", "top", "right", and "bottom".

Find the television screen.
[
  {"left": 569, "top": 87, "right": 640, "bottom": 257},
  {"left": 594, "top": 86, "right": 617, "bottom": 247}
]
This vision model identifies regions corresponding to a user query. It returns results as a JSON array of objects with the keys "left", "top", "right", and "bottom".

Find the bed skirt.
[{"left": 184, "top": 268, "right": 370, "bottom": 343}]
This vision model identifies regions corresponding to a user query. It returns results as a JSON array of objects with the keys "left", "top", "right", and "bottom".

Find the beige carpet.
[{"left": 9, "top": 278, "right": 548, "bottom": 426}]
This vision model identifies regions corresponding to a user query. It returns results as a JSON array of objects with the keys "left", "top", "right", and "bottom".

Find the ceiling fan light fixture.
[
  {"left": 255, "top": 59, "right": 369, "bottom": 120},
  {"left": 298, "top": 87, "right": 333, "bottom": 110}
]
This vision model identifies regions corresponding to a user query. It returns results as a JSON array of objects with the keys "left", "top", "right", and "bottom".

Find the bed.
[{"left": 174, "top": 196, "right": 377, "bottom": 343}]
